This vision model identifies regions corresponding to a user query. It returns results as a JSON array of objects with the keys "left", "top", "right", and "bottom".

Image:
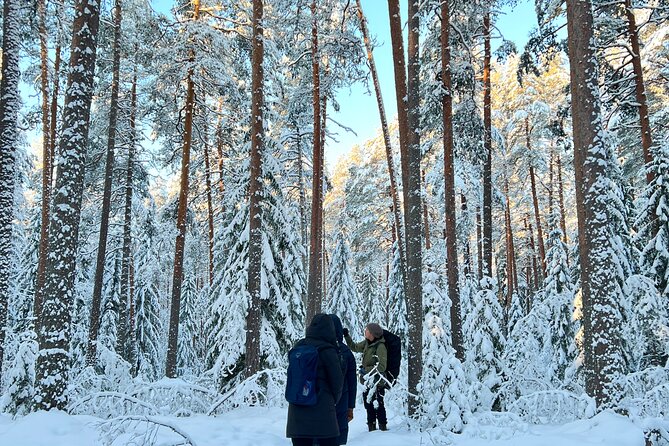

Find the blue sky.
[{"left": 326, "top": 0, "right": 539, "bottom": 171}]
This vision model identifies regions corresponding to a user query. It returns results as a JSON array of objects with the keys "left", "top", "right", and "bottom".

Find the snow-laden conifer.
[
  {"left": 325, "top": 230, "right": 360, "bottom": 332},
  {"left": 421, "top": 269, "right": 470, "bottom": 432}
]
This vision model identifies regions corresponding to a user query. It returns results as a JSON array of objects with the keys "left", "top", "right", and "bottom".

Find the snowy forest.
[{"left": 0, "top": 0, "right": 668, "bottom": 444}]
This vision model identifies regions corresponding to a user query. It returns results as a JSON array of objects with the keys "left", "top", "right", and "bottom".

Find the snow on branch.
[
  {"left": 208, "top": 368, "right": 286, "bottom": 415},
  {"left": 96, "top": 415, "right": 197, "bottom": 446}
]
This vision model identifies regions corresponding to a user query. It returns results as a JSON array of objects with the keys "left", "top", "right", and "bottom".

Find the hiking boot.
[
  {"left": 379, "top": 423, "right": 388, "bottom": 431},
  {"left": 368, "top": 422, "right": 377, "bottom": 432}
]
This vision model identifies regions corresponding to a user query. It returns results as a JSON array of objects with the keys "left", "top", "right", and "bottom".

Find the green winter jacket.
[{"left": 344, "top": 333, "right": 387, "bottom": 386}]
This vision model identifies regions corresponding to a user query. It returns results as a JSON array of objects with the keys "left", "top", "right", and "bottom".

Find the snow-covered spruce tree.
[
  {"left": 542, "top": 215, "right": 577, "bottom": 382},
  {"left": 625, "top": 275, "right": 669, "bottom": 370},
  {"left": 178, "top": 271, "right": 199, "bottom": 377},
  {"left": 207, "top": 161, "right": 305, "bottom": 387},
  {"left": 506, "top": 290, "right": 525, "bottom": 338},
  {"left": 133, "top": 211, "right": 165, "bottom": 380},
  {"left": 465, "top": 276, "right": 505, "bottom": 411},
  {"left": 636, "top": 144, "right": 669, "bottom": 299},
  {"left": 325, "top": 230, "right": 360, "bottom": 333},
  {"left": 0, "top": 330, "right": 37, "bottom": 416},
  {"left": 98, "top": 253, "right": 121, "bottom": 353},
  {"left": 357, "top": 268, "right": 384, "bottom": 326},
  {"left": 420, "top": 269, "right": 469, "bottom": 432}
]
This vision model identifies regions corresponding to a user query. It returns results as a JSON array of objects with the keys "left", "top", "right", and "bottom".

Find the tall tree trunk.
[
  {"left": 88, "top": 0, "right": 123, "bottom": 366},
  {"left": 49, "top": 45, "right": 61, "bottom": 171},
  {"left": 548, "top": 148, "right": 555, "bottom": 216},
  {"left": 526, "top": 216, "right": 540, "bottom": 291},
  {"left": 624, "top": 0, "right": 653, "bottom": 184},
  {"left": 405, "top": 0, "right": 423, "bottom": 417},
  {"left": 245, "top": 0, "right": 264, "bottom": 378},
  {"left": 422, "top": 170, "right": 431, "bottom": 250},
  {"left": 35, "top": 0, "right": 101, "bottom": 410},
  {"left": 557, "top": 153, "right": 568, "bottom": 245},
  {"left": 215, "top": 99, "right": 226, "bottom": 198},
  {"left": 306, "top": 0, "right": 323, "bottom": 323},
  {"left": 355, "top": 0, "right": 407, "bottom": 294},
  {"left": 119, "top": 68, "right": 137, "bottom": 363},
  {"left": 461, "top": 194, "right": 472, "bottom": 277},
  {"left": 566, "top": 0, "right": 625, "bottom": 409},
  {"left": 0, "top": 0, "right": 21, "bottom": 383},
  {"left": 482, "top": 11, "right": 493, "bottom": 278},
  {"left": 204, "top": 126, "right": 215, "bottom": 287},
  {"left": 526, "top": 118, "right": 546, "bottom": 278},
  {"left": 441, "top": 0, "right": 464, "bottom": 361},
  {"left": 128, "top": 252, "right": 136, "bottom": 375},
  {"left": 34, "top": 0, "right": 55, "bottom": 323},
  {"left": 117, "top": 69, "right": 137, "bottom": 370},
  {"left": 387, "top": 0, "right": 410, "bottom": 204},
  {"left": 166, "top": 0, "right": 200, "bottom": 378},
  {"left": 503, "top": 177, "right": 517, "bottom": 307},
  {"left": 296, "top": 122, "right": 307, "bottom": 274},
  {"left": 476, "top": 205, "right": 483, "bottom": 281}
]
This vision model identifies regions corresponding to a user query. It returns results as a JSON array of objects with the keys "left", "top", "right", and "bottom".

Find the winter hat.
[{"left": 366, "top": 323, "right": 383, "bottom": 339}]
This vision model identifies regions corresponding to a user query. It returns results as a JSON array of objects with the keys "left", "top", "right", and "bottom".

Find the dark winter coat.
[
  {"left": 330, "top": 315, "right": 357, "bottom": 445},
  {"left": 286, "top": 314, "right": 344, "bottom": 439},
  {"left": 344, "top": 332, "right": 387, "bottom": 387}
]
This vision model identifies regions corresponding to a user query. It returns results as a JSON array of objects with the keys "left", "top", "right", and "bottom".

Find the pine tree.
[
  {"left": 387, "top": 241, "right": 408, "bottom": 340},
  {"left": 325, "top": 231, "right": 360, "bottom": 333},
  {"left": 178, "top": 272, "right": 199, "bottom": 376}
]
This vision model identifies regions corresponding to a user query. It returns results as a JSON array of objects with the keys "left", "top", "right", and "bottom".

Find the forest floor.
[{"left": 0, "top": 405, "right": 647, "bottom": 445}]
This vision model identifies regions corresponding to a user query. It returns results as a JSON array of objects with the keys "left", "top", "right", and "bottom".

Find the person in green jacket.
[{"left": 343, "top": 322, "right": 388, "bottom": 432}]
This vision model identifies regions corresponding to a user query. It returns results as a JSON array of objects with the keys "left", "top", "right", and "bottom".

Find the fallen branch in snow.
[
  {"left": 208, "top": 368, "right": 286, "bottom": 416},
  {"left": 69, "top": 391, "right": 159, "bottom": 418},
  {"left": 96, "top": 415, "right": 197, "bottom": 446}
]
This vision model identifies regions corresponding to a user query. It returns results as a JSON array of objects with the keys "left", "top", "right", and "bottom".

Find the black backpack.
[{"left": 383, "top": 329, "right": 401, "bottom": 385}]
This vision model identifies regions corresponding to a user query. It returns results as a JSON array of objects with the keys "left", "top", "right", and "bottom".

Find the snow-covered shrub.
[
  {"left": 208, "top": 368, "right": 286, "bottom": 415},
  {"left": 507, "top": 390, "right": 595, "bottom": 424}
]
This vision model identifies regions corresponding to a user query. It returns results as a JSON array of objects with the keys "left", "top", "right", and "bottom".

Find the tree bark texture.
[
  {"left": 482, "top": 12, "right": 493, "bottom": 278},
  {"left": 119, "top": 69, "right": 137, "bottom": 363},
  {"left": 526, "top": 118, "right": 546, "bottom": 278},
  {"left": 88, "top": 0, "right": 123, "bottom": 366},
  {"left": 624, "top": 0, "right": 653, "bottom": 184},
  {"left": 356, "top": 0, "right": 407, "bottom": 295},
  {"left": 0, "top": 0, "right": 21, "bottom": 384},
  {"left": 405, "top": 0, "right": 423, "bottom": 417},
  {"left": 441, "top": 0, "right": 464, "bottom": 361},
  {"left": 566, "top": 0, "right": 625, "bottom": 408},
  {"left": 35, "top": 42, "right": 62, "bottom": 322},
  {"left": 306, "top": 0, "right": 324, "bottom": 323},
  {"left": 35, "top": 0, "right": 101, "bottom": 410},
  {"left": 245, "top": 0, "right": 264, "bottom": 378},
  {"left": 166, "top": 0, "right": 200, "bottom": 378},
  {"left": 204, "top": 128, "right": 215, "bottom": 287},
  {"left": 387, "top": 0, "right": 409, "bottom": 203}
]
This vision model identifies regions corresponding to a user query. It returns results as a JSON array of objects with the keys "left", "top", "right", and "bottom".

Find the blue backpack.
[{"left": 285, "top": 344, "right": 321, "bottom": 406}]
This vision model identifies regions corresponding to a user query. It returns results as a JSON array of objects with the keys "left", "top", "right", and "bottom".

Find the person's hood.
[
  {"left": 306, "top": 313, "right": 337, "bottom": 345},
  {"left": 329, "top": 314, "right": 344, "bottom": 342}
]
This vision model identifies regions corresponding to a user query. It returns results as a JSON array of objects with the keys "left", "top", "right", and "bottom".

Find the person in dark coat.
[
  {"left": 329, "top": 315, "right": 357, "bottom": 445},
  {"left": 286, "top": 313, "right": 344, "bottom": 446}
]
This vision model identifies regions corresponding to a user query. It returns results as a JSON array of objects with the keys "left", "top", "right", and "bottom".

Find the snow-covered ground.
[{"left": 0, "top": 407, "right": 646, "bottom": 446}]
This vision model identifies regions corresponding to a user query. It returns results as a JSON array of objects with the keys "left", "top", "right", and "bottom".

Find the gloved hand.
[
  {"left": 342, "top": 327, "right": 349, "bottom": 337},
  {"left": 347, "top": 408, "right": 354, "bottom": 422}
]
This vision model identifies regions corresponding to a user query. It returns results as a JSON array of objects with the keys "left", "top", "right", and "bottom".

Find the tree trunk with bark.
[
  {"left": 624, "top": 0, "right": 653, "bottom": 184},
  {"left": 88, "top": 0, "right": 123, "bottom": 366},
  {"left": 405, "top": 0, "right": 424, "bottom": 417},
  {"left": 119, "top": 69, "right": 137, "bottom": 363},
  {"left": 461, "top": 194, "right": 472, "bottom": 277},
  {"left": 526, "top": 118, "right": 546, "bottom": 278},
  {"left": 355, "top": 0, "right": 407, "bottom": 294},
  {"left": 204, "top": 126, "right": 215, "bottom": 287},
  {"left": 441, "top": 0, "right": 464, "bottom": 361},
  {"left": 482, "top": 11, "right": 493, "bottom": 279},
  {"left": 0, "top": 0, "right": 21, "bottom": 383},
  {"left": 35, "top": 0, "right": 101, "bottom": 410},
  {"left": 166, "top": 0, "right": 200, "bottom": 378},
  {"left": 245, "top": 0, "right": 264, "bottom": 378},
  {"left": 306, "top": 0, "right": 323, "bottom": 323},
  {"left": 566, "top": 0, "right": 625, "bottom": 409}
]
